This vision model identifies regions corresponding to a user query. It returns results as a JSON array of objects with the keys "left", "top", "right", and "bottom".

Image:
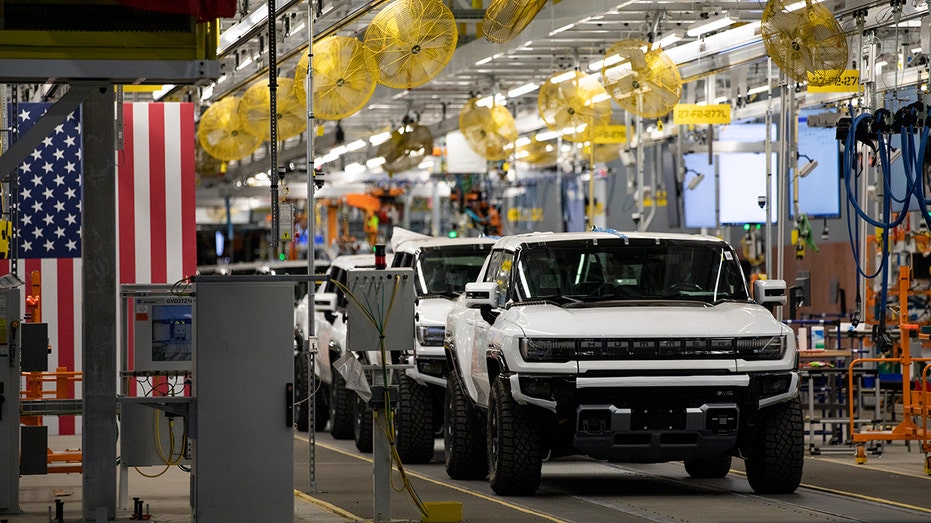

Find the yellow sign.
[
  {"left": 593, "top": 125, "right": 628, "bottom": 144},
  {"left": 806, "top": 70, "right": 861, "bottom": 93},
  {"left": 673, "top": 104, "right": 732, "bottom": 125},
  {"left": 0, "top": 220, "right": 10, "bottom": 259},
  {"left": 507, "top": 207, "right": 543, "bottom": 222}
]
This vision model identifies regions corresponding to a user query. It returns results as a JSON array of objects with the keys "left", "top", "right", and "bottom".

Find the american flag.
[
  {"left": 13, "top": 105, "right": 83, "bottom": 259},
  {"left": 119, "top": 103, "right": 197, "bottom": 401},
  {"left": 2, "top": 102, "right": 196, "bottom": 435}
]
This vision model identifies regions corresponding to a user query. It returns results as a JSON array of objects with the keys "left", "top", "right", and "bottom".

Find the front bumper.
[
  {"left": 510, "top": 371, "right": 799, "bottom": 462},
  {"left": 405, "top": 353, "right": 448, "bottom": 388}
]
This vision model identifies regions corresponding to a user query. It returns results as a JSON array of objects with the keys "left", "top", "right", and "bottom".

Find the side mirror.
[
  {"left": 753, "top": 279, "right": 787, "bottom": 306},
  {"left": 464, "top": 282, "right": 498, "bottom": 308},
  {"left": 314, "top": 292, "right": 338, "bottom": 312}
]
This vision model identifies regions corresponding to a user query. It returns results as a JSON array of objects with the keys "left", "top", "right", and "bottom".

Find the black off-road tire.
[
  {"left": 396, "top": 373, "right": 435, "bottom": 463},
  {"left": 313, "top": 384, "right": 330, "bottom": 430},
  {"left": 329, "top": 362, "right": 355, "bottom": 439},
  {"left": 684, "top": 454, "right": 732, "bottom": 478},
  {"left": 487, "top": 378, "right": 541, "bottom": 496},
  {"left": 745, "top": 397, "right": 804, "bottom": 494},
  {"left": 444, "top": 372, "right": 487, "bottom": 480},
  {"left": 354, "top": 395, "right": 374, "bottom": 453}
]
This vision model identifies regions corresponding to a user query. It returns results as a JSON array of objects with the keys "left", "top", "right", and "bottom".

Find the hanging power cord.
[
  {"left": 840, "top": 102, "right": 931, "bottom": 351},
  {"left": 331, "top": 276, "right": 428, "bottom": 519}
]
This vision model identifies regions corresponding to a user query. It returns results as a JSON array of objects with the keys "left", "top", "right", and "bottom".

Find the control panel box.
[
  {"left": 346, "top": 268, "right": 415, "bottom": 353},
  {"left": 133, "top": 295, "right": 194, "bottom": 372}
]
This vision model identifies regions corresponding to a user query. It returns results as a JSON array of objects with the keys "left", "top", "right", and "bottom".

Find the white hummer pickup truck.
[{"left": 444, "top": 231, "right": 801, "bottom": 496}]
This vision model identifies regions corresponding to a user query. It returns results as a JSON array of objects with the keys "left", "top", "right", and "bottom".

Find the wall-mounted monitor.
[
  {"left": 718, "top": 152, "right": 778, "bottom": 226},
  {"left": 791, "top": 123, "right": 841, "bottom": 218},
  {"left": 716, "top": 123, "right": 775, "bottom": 142},
  {"left": 682, "top": 153, "right": 717, "bottom": 229},
  {"left": 133, "top": 296, "right": 194, "bottom": 372}
]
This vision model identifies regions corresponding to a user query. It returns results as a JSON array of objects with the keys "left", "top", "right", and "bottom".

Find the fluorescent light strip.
[
  {"left": 236, "top": 55, "right": 253, "bottom": 71},
  {"left": 589, "top": 53, "right": 622, "bottom": 72},
  {"left": 551, "top": 70, "right": 578, "bottom": 84},
  {"left": 346, "top": 139, "right": 367, "bottom": 152},
  {"left": 549, "top": 23, "right": 575, "bottom": 36},
  {"left": 686, "top": 10, "right": 738, "bottom": 37},
  {"left": 507, "top": 82, "right": 539, "bottom": 98},
  {"left": 369, "top": 132, "right": 392, "bottom": 146},
  {"left": 656, "top": 30, "right": 685, "bottom": 49},
  {"left": 219, "top": 5, "right": 268, "bottom": 54}
]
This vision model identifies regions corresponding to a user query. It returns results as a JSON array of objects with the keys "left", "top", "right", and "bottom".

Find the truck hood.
[
  {"left": 417, "top": 296, "right": 456, "bottom": 327},
  {"left": 510, "top": 301, "right": 786, "bottom": 337}
]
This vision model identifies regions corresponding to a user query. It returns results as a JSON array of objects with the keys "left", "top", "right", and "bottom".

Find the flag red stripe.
[
  {"left": 119, "top": 105, "right": 137, "bottom": 285},
  {"left": 179, "top": 103, "right": 197, "bottom": 277},
  {"left": 57, "top": 258, "right": 75, "bottom": 435},
  {"left": 148, "top": 104, "right": 168, "bottom": 283}
]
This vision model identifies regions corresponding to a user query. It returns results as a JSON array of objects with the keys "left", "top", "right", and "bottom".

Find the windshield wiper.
[
  {"left": 421, "top": 291, "right": 461, "bottom": 299},
  {"left": 520, "top": 295, "right": 581, "bottom": 306}
]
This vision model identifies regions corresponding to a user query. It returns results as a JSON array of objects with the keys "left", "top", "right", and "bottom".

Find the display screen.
[
  {"left": 791, "top": 124, "right": 841, "bottom": 218},
  {"left": 682, "top": 153, "right": 717, "bottom": 229},
  {"left": 150, "top": 304, "right": 193, "bottom": 362},
  {"left": 719, "top": 152, "right": 778, "bottom": 226}
]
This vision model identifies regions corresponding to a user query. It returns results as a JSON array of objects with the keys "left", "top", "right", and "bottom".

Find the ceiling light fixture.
[
  {"left": 346, "top": 139, "right": 367, "bottom": 152},
  {"left": 785, "top": 0, "right": 825, "bottom": 12},
  {"left": 656, "top": 30, "right": 685, "bottom": 49},
  {"left": 550, "top": 70, "right": 578, "bottom": 84},
  {"left": 236, "top": 55, "right": 253, "bottom": 71},
  {"left": 588, "top": 53, "right": 622, "bottom": 72},
  {"left": 507, "top": 82, "right": 539, "bottom": 98},
  {"left": 686, "top": 10, "right": 739, "bottom": 37},
  {"left": 476, "top": 93, "right": 507, "bottom": 107},
  {"left": 549, "top": 23, "right": 575, "bottom": 36},
  {"left": 369, "top": 132, "right": 392, "bottom": 146}
]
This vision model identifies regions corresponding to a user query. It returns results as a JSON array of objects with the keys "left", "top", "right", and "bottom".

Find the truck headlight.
[
  {"left": 416, "top": 326, "right": 445, "bottom": 347},
  {"left": 736, "top": 335, "right": 786, "bottom": 360},
  {"left": 519, "top": 338, "right": 576, "bottom": 362}
]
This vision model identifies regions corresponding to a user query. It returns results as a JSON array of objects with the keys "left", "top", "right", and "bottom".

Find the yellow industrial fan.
[
  {"left": 196, "top": 143, "right": 225, "bottom": 180},
  {"left": 482, "top": 0, "right": 547, "bottom": 44},
  {"left": 761, "top": 0, "right": 848, "bottom": 86},
  {"left": 363, "top": 0, "right": 458, "bottom": 89},
  {"left": 238, "top": 78, "right": 307, "bottom": 142},
  {"left": 294, "top": 36, "right": 376, "bottom": 120},
  {"left": 377, "top": 121, "right": 434, "bottom": 175},
  {"left": 601, "top": 39, "right": 681, "bottom": 119},
  {"left": 459, "top": 97, "right": 518, "bottom": 161},
  {"left": 197, "top": 96, "right": 263, "bottom": 162},
  {"left": 583, "top": 142, "right": 620, "bottom": 164},
  {"left": 537, "top": 69, "right": 612, "bottom": 143},
  {"left": 515, "top": 136, "right": 558, "bottom": 166}
]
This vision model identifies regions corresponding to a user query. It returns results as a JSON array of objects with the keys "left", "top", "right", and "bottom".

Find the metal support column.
[{"left": 81, "top": 84, "right": 118, "bottom": 521}]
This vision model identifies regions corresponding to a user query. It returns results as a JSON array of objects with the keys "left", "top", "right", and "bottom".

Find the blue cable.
[{"left": 841, "top": 106, "right": 931, "bottom": 337}]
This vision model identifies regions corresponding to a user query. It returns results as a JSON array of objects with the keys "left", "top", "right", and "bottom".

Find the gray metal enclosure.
[
  {"left": 192, "top": 280, "right": 294, "bottom": 522},
  {"left": 0, "top": 287, "right": 21, "bottom": 514}
]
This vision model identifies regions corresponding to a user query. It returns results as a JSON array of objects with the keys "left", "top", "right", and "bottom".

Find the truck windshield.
[
  {"left": 416, "top": 246, "right": 490, "bottom": 296},
  {"left": 514, "top": 239, "right": 749, "bottom": 303}
]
